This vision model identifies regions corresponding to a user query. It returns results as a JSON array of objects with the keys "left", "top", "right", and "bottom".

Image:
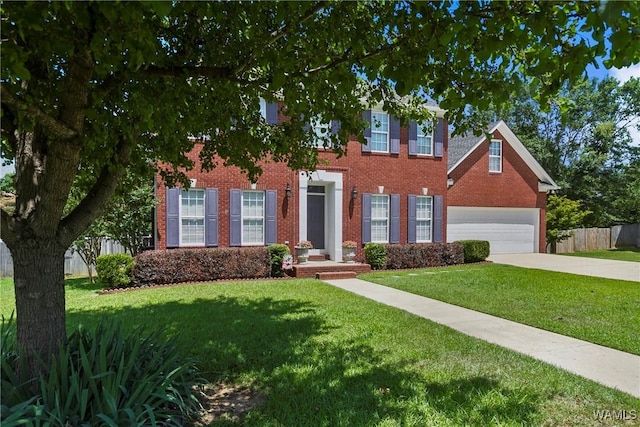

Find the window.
[
  {"left": 242, "top": 191, "right": 265, "bottom": 245},
  {"left": 417, "top": 122, "right": 433, "bottom": 155},
  {"left": 415, "top": 196, "right": 433, "bottom": 242},
  {"left": 181, "top": 189, "right": 205, "bottom": 245},
  {"left": 370, "top": 112, "right": 389, "bottom": 152},
  {"left": 259, "top": 98, "right": 267, "bottom": 121},
  {"left": 371, "top": 194, "right": 389, "bottom": 243},
  {"left": 489, "top": 140, "right": 502, "bottom": 172},
  {"left": 311, "top": 118, "right": 331, "bottom": 148}
]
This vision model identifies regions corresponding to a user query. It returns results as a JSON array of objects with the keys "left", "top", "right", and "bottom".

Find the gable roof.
[{"left": 448, "top": 120, "right": 560, "bottom": 192}]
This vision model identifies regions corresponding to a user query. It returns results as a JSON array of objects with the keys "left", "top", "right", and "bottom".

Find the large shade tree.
[{"left": 1, "top": 1, "right": 639, "bottom": 375}]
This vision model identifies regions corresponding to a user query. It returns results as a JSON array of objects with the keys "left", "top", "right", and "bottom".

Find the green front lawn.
[
  {"left": 1, "top": 277, "right": 637, "bottom": 425},
  {"left": 361, "top": 264, "right": 640, "bottom": 355},
  {"left": 560, "top": 247, "right": 640, "bottom": 262}
]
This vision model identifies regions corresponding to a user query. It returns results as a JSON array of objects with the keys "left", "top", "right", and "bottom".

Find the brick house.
[
  {"left": 447, "top": 120, "right": 559, "bottom": 254},
  {"left": 154, "top": 101, "right": 448, "bottom": 262},
  {"left": 153, "top": 106, "right": 558, "bottom": 260}
]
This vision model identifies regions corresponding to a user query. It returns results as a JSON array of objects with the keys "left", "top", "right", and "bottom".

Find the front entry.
[{"left": 307, "top": 185, "right": 325, "bottom": 249}]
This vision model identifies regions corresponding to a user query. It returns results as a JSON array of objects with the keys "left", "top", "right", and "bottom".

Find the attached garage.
[{"left": 447, "top": 207, "right": 540, "bottom": 254}]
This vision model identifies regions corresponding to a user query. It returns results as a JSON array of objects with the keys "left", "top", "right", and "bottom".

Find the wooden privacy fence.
[
  {"left": 0, "top": 238, "right": 126, "bottom": 277},
  {"left": 552, "top": 224, "right": 640, "bottom": 253}
]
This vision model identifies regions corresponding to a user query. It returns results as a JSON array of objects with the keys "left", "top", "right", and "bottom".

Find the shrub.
[
  {"left": 131, "top": 247, "right": 270, "bottom": 286},
  {"left": 364, "top": 242, "right": 387, "bottom": 270},
  {"left": 455, "top": 240, "right": 490, "bottom": 263},
  {"left": 96, "top": 253, "right": 134, "bottom": 288},
  {"left": 1, "top": 318, "right": 203, "bottom": 426},
  {"left": 268, "top": 244, "right": 291, "bottom": 277},
  {"left": 385, "top": 243, "right": 464, "bottom": 269}
]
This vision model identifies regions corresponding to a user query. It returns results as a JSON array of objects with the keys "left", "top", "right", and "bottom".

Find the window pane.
[
  {"left": 416, "top": 196, "right": 432, "bottom": 219},
  {"left": 181, "top": 219, "right": 204, "bottom": 245},
  {"left": 371, "top": 220, "right": 388, "bottom": 243},
  {"left": 416, "top": 220, "right": 431, "bottom": 242},
  {"left": 371, "top": 195, "right": 389, "bottom": 243},
  {"left": 181, "top": 189, "right": 205, "bottom": 245},
  {"left": 242, "top": 191, "right": 264, "bottom": 244},
  {"left": 370, "top": 112, "right": 389, "bottom": 152},
  {"left": 489, "top": 156, "right": 501, "bottom": 171},
  {"left": 259, "top": 99, "right": 267, "bottom": 120},
  {"left": 417, "top": 122, "right": 433, "bottom": 155}
]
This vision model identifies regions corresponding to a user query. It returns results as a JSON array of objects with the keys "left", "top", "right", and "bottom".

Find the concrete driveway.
[{"left": 489, "top": 253, "right": 640, "bottom": 282}]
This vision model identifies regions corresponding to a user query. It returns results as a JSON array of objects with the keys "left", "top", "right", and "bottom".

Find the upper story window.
[
  {"left": 417, "top": 122, "right": 434, "bottom": 156},
  {"left": 311, "top": 118, "right": 331, "bottom": 148},
  {"left": 242, "top": 191, "right": 265, "bottom": 245},
  {"left": 259, "top": 98, "right": 267, "bottom": 121},
  {"left": 415, "top": 196, "right": 433, "bottom": 242},
  {"left": 489, "top": 140, "right": 502, "bottom": 173},
  {"left": 371, "top": 194, "right": 389, "bottom": 243},
  {"left": 181, "top": 189, "right": 205, "bottom": 246},
  {"left": 370, "top": 112, "right": 389, "bottom": 153}
]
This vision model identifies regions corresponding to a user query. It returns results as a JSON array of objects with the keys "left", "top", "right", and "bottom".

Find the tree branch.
[
  {"left": 1, "top": 84, "right": 78, "bottom": 140},
  {"left": 234, "top": 1, "right": 328, "bottom": 75},
  {"left": 57, "top": 135, "right": 132, "bottom": 247},
  {"left": 0, "top": 208, "right": 16, "bottom": 247}
]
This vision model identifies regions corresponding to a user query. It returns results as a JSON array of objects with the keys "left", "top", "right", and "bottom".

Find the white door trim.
[{"left": 299, "top": 171, "right": 343, "bottom": 260}]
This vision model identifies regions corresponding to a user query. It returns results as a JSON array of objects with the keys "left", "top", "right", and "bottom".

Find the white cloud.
[{"left": 610, "top": 64, "right": 640, "bottom": 83}]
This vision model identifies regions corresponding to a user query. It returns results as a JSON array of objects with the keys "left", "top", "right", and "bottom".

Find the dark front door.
[{"left": 307, "top": 186, "right": 325, "bottom": 249}]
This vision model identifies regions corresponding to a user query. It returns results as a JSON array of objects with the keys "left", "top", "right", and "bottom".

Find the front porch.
[{"left": 291, "top": 260, "right": 371, "bottom": 279}]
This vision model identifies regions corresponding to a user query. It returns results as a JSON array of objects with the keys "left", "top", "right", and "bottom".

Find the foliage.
[
  {"left": 455, "top": 240, "right": 491, "bottom": 263},
  {"left": 342, "top": 240, "right": 357, "bottom": 248},
  {"left": 364, "top": 243, "right": 387, "bottom": 270},
  {"left": 470, "top": 77, "right": 640, "bottom": 227},
  {"left": 546, "top": 195, "right": 592, "bottom": 250},
  {"left": 1, "top": 318, "right": 203, "bottom": 426},
  {"left": 101, "top": 175, "right": 156, "bottom": 256},
  {"left": 385, "top": 243, "right": 464, "bottom": 269},
  {"left": 96, "top": 253, "right": 134, "bottom": 289},
  {"left": 0, "top": 173, "right": 14, "bottom": 194},
  {"left": 268, "top": 244, "right": 291, "bottom": 278},
  {"left": 2, "top": 0, "right": 640, "bottom": 376},
  {"left": 71, "top": 229, "right": 106, "bottom": 284},
  {"left": 132, "top": 247, "right": 271, "bottom": 286}
]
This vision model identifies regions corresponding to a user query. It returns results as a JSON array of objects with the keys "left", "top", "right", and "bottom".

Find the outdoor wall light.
[
  {"left": 285, "top": 183, "right": 292, "bottom": 198},
  {"left": 351, "top": 186, "right": 358, "bottom": 199}
]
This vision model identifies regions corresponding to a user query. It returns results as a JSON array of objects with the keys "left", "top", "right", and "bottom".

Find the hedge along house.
[
  {"left": 446, "top": 121, "right": 560, "bottom": 254},
  {"left": 154, "top": 100, "right": 449, "bottom": 263}
]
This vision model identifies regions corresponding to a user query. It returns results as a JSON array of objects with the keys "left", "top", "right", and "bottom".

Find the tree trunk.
[{"left": 10, "top": 239, "right": 67, "bottom": 379}]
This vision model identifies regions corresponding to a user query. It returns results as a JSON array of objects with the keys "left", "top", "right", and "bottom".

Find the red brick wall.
[
  {"left": 155, "top": 116, "right": 449, "bottom": 259},
  {"left": 447, "top": 130, "right": 548, "bottom": 252}
]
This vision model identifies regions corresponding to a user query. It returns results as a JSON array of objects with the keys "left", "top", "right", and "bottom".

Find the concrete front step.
[{"left": 292, "top": 261, "right": 371, "bottom": 278}]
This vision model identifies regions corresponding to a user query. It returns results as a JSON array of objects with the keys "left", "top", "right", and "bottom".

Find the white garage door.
[{"left": 447, "top": 207, "right": 539, "bottom": 254}]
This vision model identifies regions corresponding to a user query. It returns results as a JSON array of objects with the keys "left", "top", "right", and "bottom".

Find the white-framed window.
[
  {"left": 489, "top": 139, "right": 502, "bottom": 172},
  {"left": 311, "top": 118, "right": 331, "bottom": 148},
  {"left": 416, "top": 196, "right": 433, "bottom": 242},
  {"left": 370, "top": 111, "right": 389, "bottom": 152},
  {"left": 417, "top": 122, "right": 433, "bottom": 155},
  {"left": 242, "top": 191, "right": 265, "bottom": 245},
  {"left": 371, "top": 194, "right": 389, "bottom": 243},
  {"left": 181, "top": 189, "right": 205, "bottom": 246},
  {"left": 259, "top": 98, "right": 267, "bottom": 121}
]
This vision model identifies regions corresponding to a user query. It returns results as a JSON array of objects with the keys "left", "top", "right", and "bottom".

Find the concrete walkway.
[
  {"left": 489, "top": 253, "right": 640, "bottom": 282},
  {"left": 323, "top": 278, "right": 640, "bottom": 398}
]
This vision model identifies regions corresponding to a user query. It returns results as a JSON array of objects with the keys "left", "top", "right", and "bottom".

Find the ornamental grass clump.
[{"left": 1, "top": 317, "right": 204, "bottom": 426}]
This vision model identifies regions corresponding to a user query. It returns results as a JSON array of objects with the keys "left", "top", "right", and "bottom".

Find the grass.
[
  {"left": 1, "top": 276, "right": 638, "bottom": 426},
  {"left": 361, "top": 263, "right": 640, "bottom": 355},
  {"left": 560, "top": 247, "right": 640, "bottom": 262}
]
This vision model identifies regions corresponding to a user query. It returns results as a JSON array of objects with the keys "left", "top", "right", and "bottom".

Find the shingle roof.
[{"left": 448, "top": 132, "right": 482, "bottom": 170}]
